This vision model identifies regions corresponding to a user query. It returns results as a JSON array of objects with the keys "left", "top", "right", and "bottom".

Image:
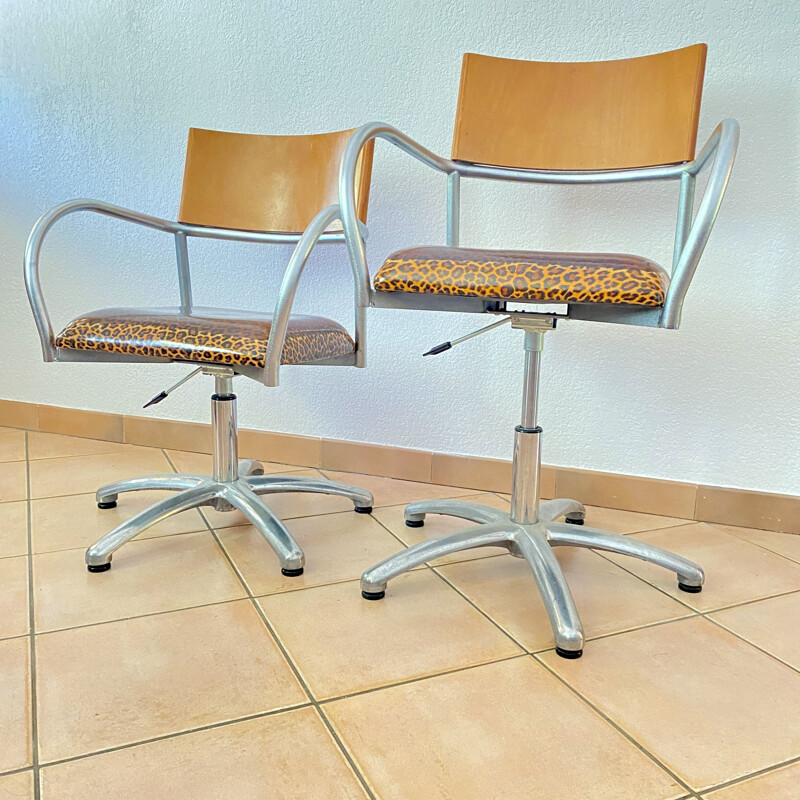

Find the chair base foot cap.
[
  {"left": 354, "top": 506, "right": 373, "bottom": 514},
  {"left": 87, "top": 563, "right": 111, "bottom": 573},
  {"left": 281, "top": 567, "right": 304, "bottom": 577},
  {"left": 555, "top": 646, "right": 583, "bottom": 659},
  {"left": 678, "top": 582, "right": 702, "bottom": 594},
  {"left": 405, "top": 519, "right": 425, "bottom": 528},
  {"left": 97, "top": 501, "right": 117, "bottom": 510},
  {"left": 564, "top": 516, "right": 584, "bottom": 525},
  {"left": 362, "top": 590, "right": 385, "bottom": 601}
]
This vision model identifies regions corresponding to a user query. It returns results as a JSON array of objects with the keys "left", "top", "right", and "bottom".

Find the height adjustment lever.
[
  {"left": 143, "top": 367, "right": 203, "bottom": 408},
  {"left": 423, "top": 317, "right": 510, "bottom": 356}
]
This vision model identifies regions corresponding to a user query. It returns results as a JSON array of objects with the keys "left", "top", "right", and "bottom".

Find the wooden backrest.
[
  {"left": 452, "top": 45, "right": 707, "bottom": 171},
  {"left": 179, "top": 127, "right": 374, "bottom": 233}
]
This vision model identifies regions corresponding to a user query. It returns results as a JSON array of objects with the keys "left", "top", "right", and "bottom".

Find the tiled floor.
[{"left": 1, "top": 426, "right": 799, "bottom": 798}]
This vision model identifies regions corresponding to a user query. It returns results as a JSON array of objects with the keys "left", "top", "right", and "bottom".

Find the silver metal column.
[
  {"left": 510, "top": 329, "right": 544, "bottom": 525},
  {"left": 212, "top": 373, "right": 238, "bottom": 484}
]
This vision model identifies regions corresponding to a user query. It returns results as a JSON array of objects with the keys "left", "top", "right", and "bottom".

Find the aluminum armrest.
[
  {"left": 661, "top": 119, "right": 740, "bottom": 328},
  {"left": 24, "top": 197, "right": 359, "bottom": 364},
  {"left": 23, "top": 198, "right": 187, "bottom": 361},
  {"left": 339, "top": 122, "right": 456, "bottom": 302},
  {"left": 263, "top": 204, "right": 364, "bottom": 386}
]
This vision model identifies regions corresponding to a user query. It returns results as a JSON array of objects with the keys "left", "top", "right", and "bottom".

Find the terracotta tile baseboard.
[{"left": 2, "top": 398, "right": 798, "bottom": 533}]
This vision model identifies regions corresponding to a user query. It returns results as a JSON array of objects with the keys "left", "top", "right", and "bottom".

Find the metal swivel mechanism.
[
  {"left": 360, "top": 316, "right": 704, "bottom": 659},
  {"left": 87, "top": 366, "right": 373, "bottom": 576}
]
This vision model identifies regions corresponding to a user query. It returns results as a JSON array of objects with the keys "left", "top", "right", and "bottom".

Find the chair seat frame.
[
  {"left": 338, "top": 118, "right": 739, "bottom": 330},
  {"left": 24, "top": 201, "right": 370, "bottom": 387}
]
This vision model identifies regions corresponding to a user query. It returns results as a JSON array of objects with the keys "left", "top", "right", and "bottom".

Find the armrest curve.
[
  {"left": 263, "top": 204, "right": 362, "bottom": 386},
  {"left": 661, "top": 119, "right": 740, "bottom": 328},
  {"left": 23, "top": 199, "right": 181, "bottom": 361},
  {"left": 338, "top": 123, "right": 455, "bottom": 301}
]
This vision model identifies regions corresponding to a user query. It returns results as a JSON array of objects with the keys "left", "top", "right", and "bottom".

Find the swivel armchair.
[
  {"left": 338, "top": 45, "right": 738, "bottom": 657},
  {"left": 25, "top": 127, "right": 376, "bottom": 576}
]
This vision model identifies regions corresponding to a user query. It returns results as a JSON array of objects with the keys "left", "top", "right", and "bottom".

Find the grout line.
[
  {"left": 697, "top": 752, "right": 800, "bottom": 795},
  {"left": 701, "top": 587, "right": 800, "bottom": 614},
  {"left": 23, "top": 433, "right": 42, "bottom": 800},
  {"left": 33, "top": 596, "right": 249, "bottom": 639},
  {"left": 159, "top": 447, "right": 378, "bottom": 800},
  {"left": 533, "top": 654, "right": 702, "bottom": 799},
  {"left": 701, "top": 613, "right": 800, "bottom": 677},
  {"left": 526, "top": 613, "right": 702, "bottom": 654},
  {"left": 714, "top": 528, "right": 800, "bottom": 567},
  {"left": 32, "top": 703, "right": 312, "bottom": 773},
  {"left": 307, "top": 705, "right": 379, "bottom": 796},
  {"left": 318, "top": 653, "right": 529, "bottom": 706},
  {"left": 0, "top": 766, "right": 36, "bottom": 780},
  {"left": 207, "top": 523, "right": 379, "bottom": 800},
  {"left": 591, "top": 549, "right": 701, "bottom": 612}
]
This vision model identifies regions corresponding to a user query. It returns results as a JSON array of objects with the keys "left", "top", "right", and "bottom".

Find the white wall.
[{"left": 1, "top": 0, "right": 798, "bottom": 495}]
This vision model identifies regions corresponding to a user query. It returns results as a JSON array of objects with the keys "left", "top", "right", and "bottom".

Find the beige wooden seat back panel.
[
  {"left": 179, "top": 127, "right": 374, "bottom": 233},
  {"left": 452, "top": 44, "right": 707, "bottom": 171}
]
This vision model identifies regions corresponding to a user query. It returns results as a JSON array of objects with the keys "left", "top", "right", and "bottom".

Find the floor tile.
[
  {"left": 219, "top": 510, "right": 405, "bottom": 596},
  {"left": 33, "top": 532, "right": 246, "bottom": 632},
  {"left": 711, "top": 592, "right": 800, "bottom": 670},
  {"left": 322, "top": 470, "right": 474, "bottom": 508},
  {"left": 326, "top": 657, "right": 682, "bottom": 800},
  {"left": 540, "top": 617, "right": 800, "bottom": 790},
  {"left": 0, "top": 462, "right": 27, "bottom": 503},
  {"left": 703, "top": 761, "right": 800, "bottom": 798},
  {"left": 27, "top": 432, "right": 147, "bottom": 461},
  {"left": 718, "top": 524, "right": 800, "bottom": 563},
  {"left": 165, "top": 449, "right": 305, "bottom": 477},
  {"left": 0, "top": 637, "right": 31, "bottom": 772},
  {"left": 0, "top": 501, "right": 28, "bottom": 558},
  {"left": 372, "top": 493, "right": 511, "bottom": 565},
  {"left": 603, "top": 523, "right": 800, "bottom": 611},
  {"left": 259, "top": 571, "right": 521, "bottom": 699},
  {"left": 40, "top": 707, "right": 366, "bottom": 799},
  {"left": 440, "top": 548, "right": 692, "bottom": 651},
  {"left": 0, "top": 770, "right": 33, "bottom": 799},
  {"left": 0, "top": 428, "right": 26, "bottom": 463},
  {"left": 30, "top": 491, "right": 207, "bottom": 554},
  {"left": 35, "top": 600, "right": 306, "bottom": 762},
  {"left": 29, "top": 450, "right": 173, "bottom": 499},
  {"left": 580, "top": 505, "right": 690, "bottom": 535},
  {"left": 0, "top": 557, "right": 29, "bottom": 640}
]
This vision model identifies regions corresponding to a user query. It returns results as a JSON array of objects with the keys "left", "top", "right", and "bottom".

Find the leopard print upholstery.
[
  {"left": 54, "top": 307, "right": 354, "bottom": 367},
  {"left": 373, "top": 247, "right": 669, "bottom": 307}
]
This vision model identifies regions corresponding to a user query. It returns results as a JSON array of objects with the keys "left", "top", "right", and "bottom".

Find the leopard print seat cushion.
[
  {"left": 54, "top": 307, "right": 354, "bottom": 368},
  {"left": 373, "top": 246, "right": 669, "bottom": 307}
]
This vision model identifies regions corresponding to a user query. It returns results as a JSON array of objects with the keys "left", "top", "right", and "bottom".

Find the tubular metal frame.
[
  {"left": 23, "top": 182, "right": 378, "bottom": 577},
  {"left": 24, "top": 201, "right": 370, "bottom": 385},
  {"left": 339, "top": 122, "right": 734, "bottom": 657},
  {"left": 360, "top": 319, "right": 704, "bottom": 658},
  {"left": 338, "top": 118, "right": 739, "bottom": 329},
  {"left": 86, "top": 366, "right": 374, "bottom": 574}
]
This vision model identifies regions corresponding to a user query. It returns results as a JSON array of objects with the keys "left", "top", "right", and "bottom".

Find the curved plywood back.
[
  {"left": 452, "top": 45, "right": 707, "bottom": 171},
  {"left": 179, "top": 127, "right": 374, "bottom": 233}
]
